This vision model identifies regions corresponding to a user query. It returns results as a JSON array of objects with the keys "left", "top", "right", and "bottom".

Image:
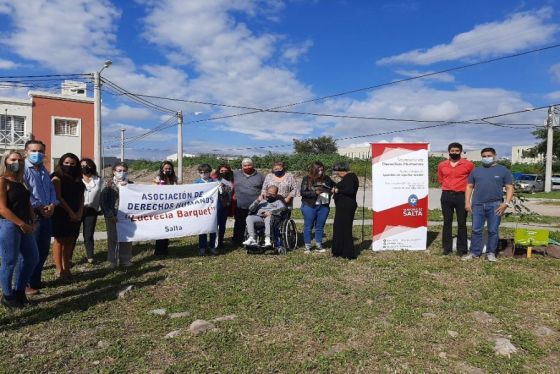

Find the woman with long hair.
[
  {"left": 80, "top": 158, "right": 103, "bottom": 263},
  {"left": 300, "top": 161, "right": 334, "bottom": 253},
  {"left": 0, "top": 151, "right": 38, "bottom": 309},
  {"left": 153, "top": 161, "right": 177, "bottom": 256},
  {"left": 216, "top": 163, "right": 234, "bottom": 250},
  {"left": 51, "top": 153, "right": 84, "bottom": 279}
]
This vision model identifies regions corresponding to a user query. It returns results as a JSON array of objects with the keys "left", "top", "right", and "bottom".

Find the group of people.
[
  {"left": 0, "top": 143, "right": 360, "bottom": 310},
  {"left": 438, "top": 143, "right": 514, "bottom": 262},
  {"left": 0, "top": 139, "right": 136, "bottom": 309},
  {"left": 0, "top": 138, "right": 513, "bottom": 310}
]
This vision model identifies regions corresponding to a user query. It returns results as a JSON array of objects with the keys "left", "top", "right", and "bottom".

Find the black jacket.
[{"left": 300, "top": 175, "right": 334, "bottom": 207}]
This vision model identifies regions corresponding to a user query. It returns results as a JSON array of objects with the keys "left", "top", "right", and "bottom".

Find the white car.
[{"left": 552, "top": 174, "right": 560, "bottom": 185}]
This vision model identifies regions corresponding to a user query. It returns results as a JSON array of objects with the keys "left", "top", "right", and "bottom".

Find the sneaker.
[
  {"left": 264, "top": 237, "right": 272, "bottom": 247},
  {"left": 121, "top": 261, "right": 133, "bottom": 268},
  {"left": 1, "top": 295, "right": 22, "bottom": 310},
  {"left": 461, "top": 253, "right": 477, "bottom": 261},
  {"left": 486, "top": 253, "right": 497, "bottom": 262},
  {"left": 316, "top": 248, "right": 327, "bottom": 253},
  {"left": 242, "top": 237, "right": 257, "bottom": 246},
  {"left": 87, "top": 258, "right": 95, "bottom": 264}
]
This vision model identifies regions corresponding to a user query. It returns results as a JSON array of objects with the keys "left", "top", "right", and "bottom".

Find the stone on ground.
[
  {"left": 493, "top": 337, "right": 517, "bottom": 357},
  {"left": 189, "top": 320, "right": 215, "bottom": 335}
]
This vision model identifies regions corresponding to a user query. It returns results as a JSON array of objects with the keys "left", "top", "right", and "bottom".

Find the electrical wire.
[
  {"left": 122, "top": 43, "right": 560, "bottom": 125},
  {"left": 100, "top": 77, "right": 177, "bottom": 115}
]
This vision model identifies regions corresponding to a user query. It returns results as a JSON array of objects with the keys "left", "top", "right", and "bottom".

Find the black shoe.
[
  {"left": 13, "top": 290, "right": 34, "bottom": 307},
  {"left": 442, "top": 250, "right": 452, "bottom": 256},
  {"left": 1, "top": 295, "right": 22, "bottom": 310}
]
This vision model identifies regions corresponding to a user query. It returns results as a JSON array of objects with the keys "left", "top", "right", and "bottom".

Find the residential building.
[
  {"left": 0, "top": 97, "right": 32, "bottom": 153},
  {"left": 511, "top": 145, "right": 544, "bottom": 164},
  {"left": 0, "top": 81, "right": 94, "bottom": 171}
]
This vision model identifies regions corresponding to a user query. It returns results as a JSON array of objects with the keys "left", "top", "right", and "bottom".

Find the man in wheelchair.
[{"left": 242, "top": 185, "right": 287, "bottom": 247}]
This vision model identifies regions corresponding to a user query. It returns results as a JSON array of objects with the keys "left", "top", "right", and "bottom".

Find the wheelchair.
[{"left": 244, "top": 210, "right": 298, "bottom": 255}]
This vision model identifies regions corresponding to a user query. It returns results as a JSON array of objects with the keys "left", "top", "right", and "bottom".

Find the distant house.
[
  {"left": 511, "top": 145, "right": 543, "bottom": 164},
  {"left": 165, "top": 152, "right": 197, "bottom": 161},
  {"left": 0, "top": 81, "right": 94, "bottom": 171}
]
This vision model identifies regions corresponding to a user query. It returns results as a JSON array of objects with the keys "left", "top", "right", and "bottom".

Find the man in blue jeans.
[
  {"left": 19, "top": 140, "right": 58, "bottom": 294},
  {"left": 463, "top": 147, "right": 514, "bottom": 262}
]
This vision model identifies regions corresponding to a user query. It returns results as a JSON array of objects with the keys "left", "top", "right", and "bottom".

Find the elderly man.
[
  {"left": 243, "top": 186, "right": 287, "bottom": 247},
  {"left": 232, "top": 158, "right": 264, "bottom": 245}
]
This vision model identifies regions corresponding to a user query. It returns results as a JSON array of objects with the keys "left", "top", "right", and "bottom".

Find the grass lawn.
[
  {"left": 93, "top": 209, "right": 560, "bottom": 232},
  {"left": 525, "top": 191, "right": 560, "bottom": 199},
  {"left": 1, "top": 227, "right": 559, "bottom": 373}
]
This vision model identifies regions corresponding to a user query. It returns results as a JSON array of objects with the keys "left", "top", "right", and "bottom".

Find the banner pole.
[{"left": 361, "top": 156, "right": 368, "bottom": 243}]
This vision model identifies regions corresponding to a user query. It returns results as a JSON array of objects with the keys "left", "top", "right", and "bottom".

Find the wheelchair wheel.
[{"left": 281, "top": 219, "right": 298, "bottom": 251}]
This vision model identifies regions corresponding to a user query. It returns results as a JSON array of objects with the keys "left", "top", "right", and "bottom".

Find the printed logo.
[{"left": 403, "top": 194, "right": 423, "bottom": 217}]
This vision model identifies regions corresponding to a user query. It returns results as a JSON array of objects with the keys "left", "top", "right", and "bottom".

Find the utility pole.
[
  {"left": 544, "top": 105, "right": 558, "bottom": 192},
  {"left": 2, "top": 108, "right": 6, "bottom": 155},
  {"left": 120, "top": 128, "right": 125, "bottom": 162},
  {"left": 177, "top": 111, "right": 183, "bottom": 184},
  {"left": 93, "top": 60, "right": 112, "bottom": 178},
  {"left": 93, "top": 71, "right": 102, "bottom": 176}
]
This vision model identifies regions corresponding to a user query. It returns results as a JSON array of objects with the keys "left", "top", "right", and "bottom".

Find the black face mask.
[
  {"left": 164, "top": 170, "right": 173, "bottom": 176},
  {"left": 449, "top": 153, "right": 461, "bottom": 161},
  {"left": 81, "top": 166, "right": 92, "bottom": 175},
  {"left": 266, "top": 196, "right": 277, "bottom": 203},
  {"left": 62, "top": 165, "right": 79, "bottom": 178}
]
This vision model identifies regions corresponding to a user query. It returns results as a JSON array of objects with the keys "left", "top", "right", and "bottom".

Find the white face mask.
[
  {"left": 114, "top": 171, "right": 128, "bottom": 181},
  {"left": 481, "top": 157, "right": 494, "bottom": 166}
]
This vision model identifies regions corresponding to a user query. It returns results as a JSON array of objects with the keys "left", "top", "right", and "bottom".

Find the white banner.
[
  {"left": 371, "top": 143, "right": 429, "bottom": 251},
  {"left": 116, "top": 183, "right": 219, "bottom": 242}
]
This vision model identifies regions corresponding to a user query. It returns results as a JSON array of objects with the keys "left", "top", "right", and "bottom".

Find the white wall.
[
  {"left": 0, "top": 97, "right": 32, "bottom": 150},
  {"left": 50, "top": 116, "right": 81, "bottom": 170}
]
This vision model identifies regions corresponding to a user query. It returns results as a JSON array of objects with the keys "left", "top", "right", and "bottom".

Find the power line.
[
  {"left": 100, "top": 77, "right": 177, "bottom": 115},
  {"left": 0, "top": 73, "right": 89, "bottom": 79},
  {"left": 120, "top": 43, "right": 560, "bottom": 126},
  {"left": 208, "top": 105, "right": 554, "bottom": 152}
]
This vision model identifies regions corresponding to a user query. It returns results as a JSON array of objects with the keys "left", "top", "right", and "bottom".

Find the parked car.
[
  {"left": 514, "top": 174, "right": 545, "bottom": 193},
  {"left": 552, "top": 174, "right": 560, "bottom": 185}
]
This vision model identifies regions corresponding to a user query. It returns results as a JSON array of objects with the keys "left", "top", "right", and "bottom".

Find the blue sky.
[{"left": 1, "top": 0, "right": 560, "bottom": 159}]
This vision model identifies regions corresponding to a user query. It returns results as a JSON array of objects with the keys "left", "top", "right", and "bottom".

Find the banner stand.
[{"left": 371, "top": 143, "right": 429, "bottom": 251}]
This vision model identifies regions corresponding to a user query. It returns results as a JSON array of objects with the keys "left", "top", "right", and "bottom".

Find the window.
[
  {"left": 0, "top": 114, "right": 26, "bottom": 145},
  {"left": 54, "top": 118, "right": 79, "bottom": 136}
]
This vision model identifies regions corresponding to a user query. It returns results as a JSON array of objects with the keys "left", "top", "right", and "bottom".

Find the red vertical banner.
[{"left": 371, "top": 143, "right": 429, "bottom": 251}]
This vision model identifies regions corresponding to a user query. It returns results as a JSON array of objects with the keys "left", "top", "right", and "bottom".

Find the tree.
[
  {"left": 293, "top": 136, "right": 338, "bottom": 154},
  {"left": 527, "top": 127, "right": 560, "bottom": 159}
]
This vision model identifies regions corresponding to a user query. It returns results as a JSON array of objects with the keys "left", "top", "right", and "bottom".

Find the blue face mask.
[
  {"left": 28, "top": 151, "right": 44, "bottom": 165},
  {"left": 273, "top": 170, "right": 285, "bottom": 177},
  {"left": 481, "top": 156, "right": 494, "bottom": 166}
]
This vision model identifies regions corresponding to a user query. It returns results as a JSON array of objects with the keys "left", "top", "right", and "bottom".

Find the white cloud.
[
  {"left": 546, "top": 90, "right": 560, "bottom": 100},
  {"left": 103, "top": 104, "right": 156, "bottom": 122},
  {"left": 141, "top": 0, "right": 318, "bottom": 141},
  {"left": 549, "top": 63, "right": 560, "bottom": 82},
  {"left": 0, "top": 0, "right": 121, "bottom": 72},
  {"left": 0, "top": 58, "right": 18, "bottom": 69},
  {"left": 323, "top": 82, "right": 543, "bottom": 155},
  {"left": 378, "top": 7, "right": 558, "bottom": 65},
  {"left": 282, "top": 40, "right": 313, "bottom": 63}
]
